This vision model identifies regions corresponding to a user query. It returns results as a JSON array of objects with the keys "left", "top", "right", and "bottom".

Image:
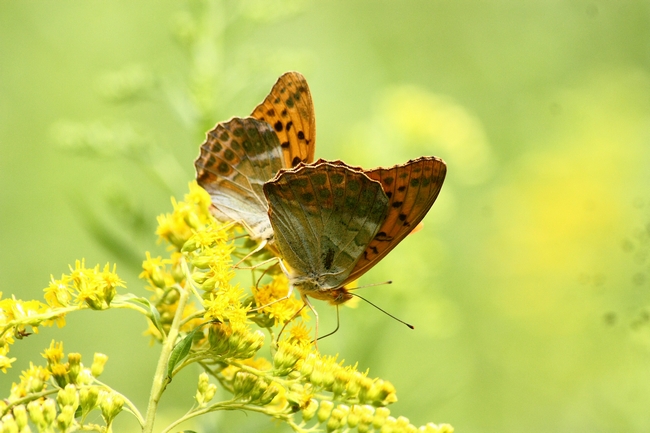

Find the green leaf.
[
  {"left": 167, "top": 329, "right": 198, "bottom": 380},
  {"left": 121, "top": 294, "right": 164, "bottom": 334}
]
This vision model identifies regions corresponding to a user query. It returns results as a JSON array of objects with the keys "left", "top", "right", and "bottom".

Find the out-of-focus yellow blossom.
[{"left": 156, "top": 181, "right": 214, "bottom": 249}]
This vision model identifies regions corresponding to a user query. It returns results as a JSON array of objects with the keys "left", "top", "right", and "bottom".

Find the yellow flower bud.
[
  {"left": 346, "top": 372, "right": 363, "bottom": 398},
  {"left": 396, "top": 416, "right": 409, "bottom": 427},
  {"left": 12, "top": 405, "right": 27, "bottom": 429},
  {"left": 332, "top": 368, "right": 352, "bottom": 396},
  {"left": 56, "top": 406, "right": 75, "bottom": 431},
  {"left": 56, "top": 384, "right": 78, "bottom": 408},
  {"left": 191, "top": 271, "right": 208, "bottom": 284},
  {"left": 208, "top": 322, "right": 232, "bottom": 354},
  {"left": 181, "top": 237, "right": 200, "bottom": 253},
  {"left": 273, "top": 342, "right": 303, "bottom": 376},
  {"left": 150, "top": 265, "right": 166, "bottom": 289},
  {"left": 366, "top": 379, "right": 397, "bottom": 406},
  {"left": 299, "top": 353, "right": 316, "bottom": 377},
  {"left": 190, "top": 255, "right": 213, "bottom": 269},
  {"left": 347, "top": 405, "right": 362, "bottom": 428},
  {"left": 317, "top": 400, "right": 334, "bottom": 423},
  {"left": 201, "top": 277, "right": 218, "bottom": 291},
  {"left": 234, "top": 330, "right": 264, "bottom": 359},
  {"left": 99, "top": 391, "right": 124, "bottom": 425},
  {"left": 326, "top": 409, "right": 344, "bottom": 432},
  {"left": 380, "top": 416, "right": 397, "bottom": 433},
  {"left": 184, "top": 212, "right": 201, "bottom": 230},
  {"left": 436, "top": 423, "right": 454, "bottom": 433},
  {"left": 249, "top": 378, "right": 268, "bottom": 403},
  {"left": 310, "top": 360, "right": 325, "bottom": 387},
  {"left": 67, "top": 353, "right": 82, "bottom": 382},
  {"left": 42, "top": 399, "right": 57, "bottom": 425},
  {"left": 302, "top": 399, "right": 318, "bottom": 422},
  {"left": 203, "top": 383, "right": 217, "bottom": 403},
  {"left": 1, "top": 414, "right": 17, "bottom": 433},
  {"left": 80, "top": 387, "right": 99, "bottom": 415},
  {"left": 405, "top": 423, "right": 418, "bottom": 433},
  {"left": 27, "top": 401, "right": 44, "bottom": 427},
  {"left": 373, "top": 407, "right": 391, "bottom": 430},
  {"left": 91, "top": 353, "right": 108, "bottom": 377},
  {"left": 258, "top": 382, "right": 281, "bottom": 406},
  {"left": 232, "top": 372, "right": 258, "bottom": 399},
  {"left": 171, "top": 262, "right": 185, "bottom": 283}
]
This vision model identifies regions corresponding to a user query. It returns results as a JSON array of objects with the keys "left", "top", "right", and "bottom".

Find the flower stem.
[{"left": 142, "top": 284, "right": 190, "bottom": 433}]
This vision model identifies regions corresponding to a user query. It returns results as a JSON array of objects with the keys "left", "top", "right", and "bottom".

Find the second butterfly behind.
[{"left": 194, "top": 72, "right": 316, "bottom": 251}]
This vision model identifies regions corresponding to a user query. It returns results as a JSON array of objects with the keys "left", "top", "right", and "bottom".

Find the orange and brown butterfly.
[
  {"left": 194, "top": 71, "right": 316, "bottom": 248},
  {"left": 262, "top": 157, "right": 446, "bottom": 311}
]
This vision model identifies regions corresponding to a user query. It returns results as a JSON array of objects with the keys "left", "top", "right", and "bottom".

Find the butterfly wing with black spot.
[
  {"left": 263, "top": 162, "right": 389, "bottom": 292},
  {"left": 250, "top": 71, "right": 316, "bottom": 168},
  {"left": 195, "top": 117, "right": 284, "bottom": 241},
  {"left": 343, "top": 156, "right": 447, "bottom": 284}
]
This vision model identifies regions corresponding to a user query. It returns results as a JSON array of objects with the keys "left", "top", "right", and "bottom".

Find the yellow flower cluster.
[
  {"left": 140, "top": 182, "right": 455, "bottom": 430},
  {"left": 155, "top": 181, "right": 213, "bottom": 249},
  {"left": 253, "top": 274, "right": 310, "bottom": 327},
  {"left": 303, "top": 402, "right": 454, "bottom": 433},
  {"left": 0, "top": 260, "right": 124, "bottom": 374},
  {"left": 0, "top": 341, "right": 121, "bottom": 433},
  {"left": 0, "top": 181, "right": 452, "bottom": 431}
]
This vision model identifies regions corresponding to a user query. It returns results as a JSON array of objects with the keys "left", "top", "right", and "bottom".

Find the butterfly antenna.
[
  {"left": 349, "top": 293, "right": 414, "bottom": 329},
  {"left": 351, "top": 280, "right": 393, "bottom": 290}
]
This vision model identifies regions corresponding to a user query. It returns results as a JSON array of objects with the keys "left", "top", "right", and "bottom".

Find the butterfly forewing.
[
  {"left": 250, "top": 72, "right": 316, "bottom": 168},
  {"left": 264, "top": 162, "right": 389, "bottom": 290},
  {"left": 344, "top": 156, "right": 447, "bottom": 284},
  {"left": 195, "top": 117, "right": 285, "bottom": 240}
]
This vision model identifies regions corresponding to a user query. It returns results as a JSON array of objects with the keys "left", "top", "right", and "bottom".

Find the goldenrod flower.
[
  {"left": 0, "top": 354, "right": 16, "bottom": 373},
  {"left": 254, "top": 274, "right": 308, "bottom": 326},
  {"left": 91, "top": 353, "right": 109, "bottom": 377},
  {"left": 286, "top": 322, "right": 313, "bottom": 347},
  {"left": 18, "top": 363, "right": 50, "bottom": 395},
  {"left": 203, "top": 285, "right": 249, "bottom": 325},
  {"left": 44, "top": 274, "right": 73, "bottom": 307}
]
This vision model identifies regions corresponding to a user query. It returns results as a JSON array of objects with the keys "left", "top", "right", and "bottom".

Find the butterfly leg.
[
  {"left": 298, "top": 294, "right": 321, "bottom": 350},
  {"left": 248, "top": 260, "right": 295, "bottom": 312},
  {"left": 317, "top": 304, "right": 341, "bottom": 341},
  {"left": 233, "top": 239, "right": 269, "bottom": 269},
  {"left": 276, "top": 301, "right": 308, "bottom": 345}
]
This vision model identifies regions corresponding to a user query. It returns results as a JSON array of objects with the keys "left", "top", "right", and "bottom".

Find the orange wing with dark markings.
[
  {"left": 195, "top": 117, "right": 285, "bottom": 241},
  {"left": 250, "top": 71, "right": 316, "bottom": 169},
  {"left": 343, "top": 156, "right": 447, "bottom": 284}
]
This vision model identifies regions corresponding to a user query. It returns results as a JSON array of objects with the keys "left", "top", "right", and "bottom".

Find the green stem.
[
  {"left": 0, "top": 305, "right": 80, "bottom": 338},
  {"left": 159, "top": 400, "right": 295, "bottom": 433},
  {"left": 92, "top": 379, "right": 145, "bottom": 427},
  {"left": 142, "top": 284, "right": 190, "bottom": 433}
]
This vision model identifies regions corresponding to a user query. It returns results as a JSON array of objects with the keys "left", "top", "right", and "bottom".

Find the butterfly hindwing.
[
  {"left": 195, "top": 117, "right": 285, "bottom": 240},
  {"left": 264, "top": 162, "right": 389, "bottom": 290},
  {"left": 250, "top": 71, "right": 316, "bottom": 169},
  {"left": 344, "top": 156, "right": 447, "bottom": 284}
]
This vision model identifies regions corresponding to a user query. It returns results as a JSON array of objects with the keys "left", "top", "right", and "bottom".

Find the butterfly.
[
  {"left": 263, "top": 157, "right": 446, "bottom": 309},
  {"left": 194, "top": 71, "right": 316, "bottom": 247}
]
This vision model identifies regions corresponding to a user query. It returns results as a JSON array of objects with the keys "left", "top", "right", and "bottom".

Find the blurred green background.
[{"left": 2, "top": 0, "right": 650, "bottom": 431}]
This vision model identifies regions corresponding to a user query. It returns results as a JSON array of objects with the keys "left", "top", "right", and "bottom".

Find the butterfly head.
[{"left": 292, "top": 278, "right": 354, "bottom": 306}]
